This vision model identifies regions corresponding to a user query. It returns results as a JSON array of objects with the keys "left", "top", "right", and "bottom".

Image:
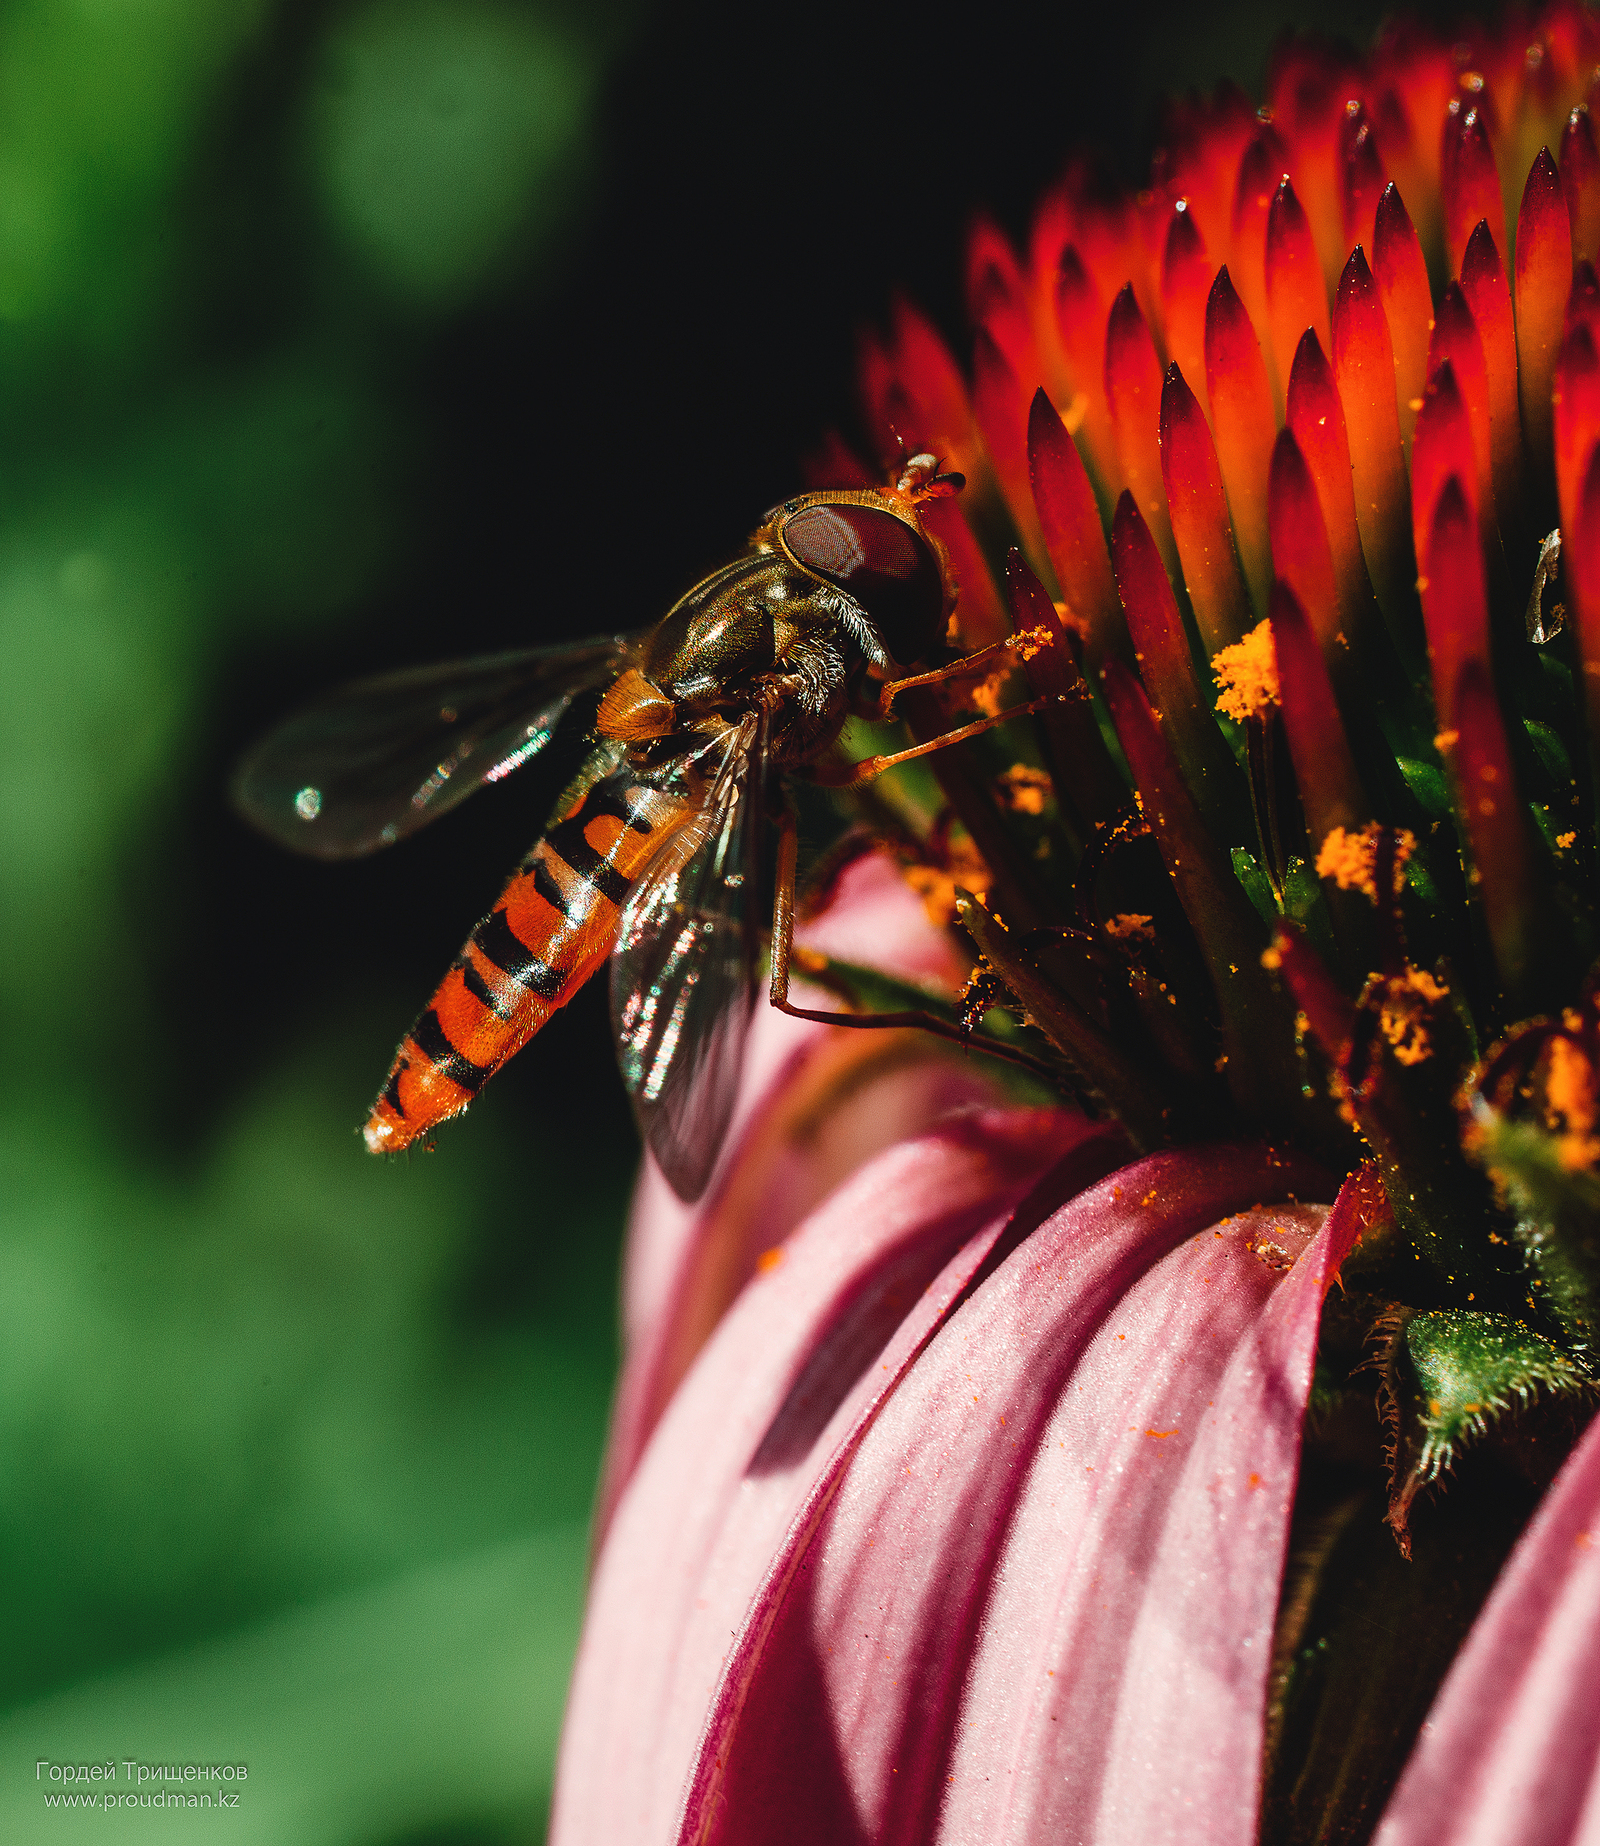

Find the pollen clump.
[
  {"left": 1378, "top": 967, "right": 1450, "bottom": 1067},
  {"left": 1544, "top": 1036, "right": 1600, "bottom": 1170},
  {"left": 1316, "top": 822, "right": 1416, "bottom": 898},
  {"left": 1105, "top": 911, "right": 1155, "bottom": 942},
  {"left": 995, "top": 763, "right": 1054, "bottom": 814},
  {"left": 1211, "top": 618, "right": 1279, "bottom": 722},
  {"left": 904, "top": 835, "right": 991, "bottom": 927}
]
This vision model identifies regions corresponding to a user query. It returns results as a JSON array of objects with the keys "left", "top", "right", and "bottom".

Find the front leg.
[{"left": 766, "top": 795, "right": 1058, "bottom": 1085}]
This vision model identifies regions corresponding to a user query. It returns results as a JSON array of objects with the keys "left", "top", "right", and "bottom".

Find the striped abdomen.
[{"left": 364, "top": 769, "right": 692, "bottom": 1152}]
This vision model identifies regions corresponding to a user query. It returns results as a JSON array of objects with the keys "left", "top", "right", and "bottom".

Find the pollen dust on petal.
[{"left": 756, "top": 1247, "right": 785, "bottom": 1273}]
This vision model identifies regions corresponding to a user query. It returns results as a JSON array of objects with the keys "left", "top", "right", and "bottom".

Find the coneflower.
[{"left": 554, "top": 13, "right": 1600, "bottom": 1842}]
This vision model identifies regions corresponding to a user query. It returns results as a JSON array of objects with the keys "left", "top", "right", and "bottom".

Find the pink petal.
[
  {"left": 599, "top": 851, "right": 1012, "bottom": 1529},
  {"left": 556, "top": 1141, "right": 1365, "bottom": 1845},
  {"left": 690, "top": 1145, "right": 1349, "bottom": 1845},
  {"left": 553, "top": 1106, "right": 1121, "bottom": 1846},
  {"left": 1374, "top": 1411, "right": 1600, "bottom": 1846}
]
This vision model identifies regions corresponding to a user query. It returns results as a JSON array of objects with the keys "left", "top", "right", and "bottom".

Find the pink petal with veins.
[
  {"left": 557, "top": 1141, "right": 1362, "bottom": 1845},
  {"left": 600, "top": 850, "right": 1013, "bottom": 1528},
  {"left": 554, "top": 1106, "right": 1118, "bottom": 1846},
  {"left": 1374, "top": 1411, "right": 1600, "bottom": 1846}
]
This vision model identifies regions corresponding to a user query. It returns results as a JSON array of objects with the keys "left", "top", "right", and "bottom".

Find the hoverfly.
[{"left": 235, "top": 453, "right": 1050, "bottom": 1199}]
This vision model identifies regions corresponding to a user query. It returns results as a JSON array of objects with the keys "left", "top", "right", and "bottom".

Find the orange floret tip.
[
  {"left": 1265, "top": 175, "right": 1331, "bottom": 401},
  {"left": 1269, "top": 921, "right": 1358, "bottom": 1066},
  {"left": 1051, "top": 246, "right": 1119, "bottom": 498},
  {"left": 1410, "top": 359, "right": 1480, "bottom": 583},
  {"left": 1560, "top": 103, "right": 1600, "bottom": 268},
  {"left": 1026, "top": 386, "right": 1120, "bottom": 666},
  {"left": 967, "top": 220, "right": 1039, "bottom": 385},
  {"left": 1564, "top": 258, "right": 1600, "bottom": 343},
  {"left": 1427, "top": 281, "right": 1496, "bottom": 531},
  {"left": 1452, "top": 656, "right": 1541, "bottom": 1009},
  {"left": 1204, "top": 265, "right": 1277, "bottom": 614},
  {"left": 1420, "top": 474, "right": 1490, "bottom": 731},
  {"left": 1268, "top": 427, "right": 1343, "bottom": 657},
  {"left": 1160, "top": 199, "right": 1215, "bottom": 421},
  {"left": 1459, "top": 221, "right": 1521, "bottom": 519},
  {"left": 1231, "top": 122, "right": 1291, "bottom": 384},
  {"left": 1515, "top": 148, "right": 1572, "bottom": 477},
  {"left": 1553, "top": 322, "right": 1600, "bottom": 552},
  {"left": 1332, "top": 247, "right": 1412, "bottom": 622},
  {"left": 1270, "top": 579, "right": 1367, "bottom": 841},
  {"left": 1340, "top": 100, "right": 1390, "bottom": 256},
  {"left": 972, "top": 326, "right": 1047, "bottom": 571},
  {"left": 1566, "top": 442, "right": 1600, "bottom": 761},
  {"left": 1158, "top": 362, "right": 1252, "bottom": 653},
  {"left": 1111, "top": 491, "right": 1241, "bottom": 827},
  {"left": 1372, "top": 183, "right": 1432, "bottom": 450},
  {"left": 1287, "top": 328, "right": 1377, "bottom": 635},
  {"left": 1104, "top": 283, "right": 1175, "bottom": 578},
  {"left": 1440, "top": 96, "right": 1505, "bottom": 274}
]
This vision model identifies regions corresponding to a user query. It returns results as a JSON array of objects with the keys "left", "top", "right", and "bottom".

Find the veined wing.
[
  {"left": 232, "top": 634, "right": 632, "bottom": 858},
  {"left": 610, "top": 718, "right": 765, "bottom": 1201}
]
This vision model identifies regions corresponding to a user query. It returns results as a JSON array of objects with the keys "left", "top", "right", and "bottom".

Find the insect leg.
[
  {"left": 818, "top": 695, "right": 1056, "bottom": 789},
  {"left": 874, "top": 637, "right": 1021, "bottom": 716},
  {"left": 766, "top": 799, "right": 1059, "bottom": 1084}
]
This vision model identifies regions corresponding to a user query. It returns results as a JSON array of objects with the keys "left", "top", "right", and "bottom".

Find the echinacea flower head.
[{"left": 555, "top": 11, "right": 1600, "bottom": 1843}]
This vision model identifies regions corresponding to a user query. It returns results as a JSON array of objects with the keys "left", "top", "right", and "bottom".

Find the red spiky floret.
[
  {"left": 1333, "top": 247, "right": 1414, "bottom": 627},
  {"left": 1268, "top": 427, "right": 1346, "bottom": 658},
  {"left": 1205, "top": 265, "right": 1277, "bottom": 615},
  {"left": 1340, "top": 98, "right": 1391, "bottom": 256},
  {"left": 1231, "top": 121, "right": 1292, "bottom": 408},
  {"left": 1265, "top": 175, "right": 1332, "bottom": 406},
  {"left": 1372, "top": 182, "right": 1433, "bottom": 453},
  {"left": 1104, "top": 283, "right": 1174, "bottom": 584},
  {"left": 1459, "top": 221, "right": 1523, "bottom": 527},
  {"left": 1051, "top": 244, "right": 1120, "bottom": 503},
  {"left": 1427, "top": 281, "right": 1497, "bottom": 539},
  {"left": 1110, "top": 492, "right": 1242, "bottom": 832},
  {"left": 1026, "top": 386, "right": 1122, "bottom": 667},
  {"left": 1270, "top": 579, "right": 1369, "bottom": 843},
  {"left": 1410, "top": 357, "right": 1482, "bottom": 592},
  {"left": 1561, "top": 103, "right": 1600, "bottom": 267},
  {"left": 1160, "top": 199, "right": 1214, "bottom": 423},
  {"left": 972, "top": 325, "right": 1049, "bottom": 578},
  {"left": 1287, "top": 328, "right": 1382, "bottom": 639},
  {"left": 1516, "top": 147, "right": 1573, "bottom": 481},
  {"left": 1157, "top": 362, "right": 1251, "bottom": 654},
  {"left": 1441, "top": 95, "right": 1507, "bottom": 275}
]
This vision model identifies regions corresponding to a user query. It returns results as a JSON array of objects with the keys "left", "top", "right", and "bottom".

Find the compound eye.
[{"left": 781, "top": 502, "right": 943, "bottom": 664}]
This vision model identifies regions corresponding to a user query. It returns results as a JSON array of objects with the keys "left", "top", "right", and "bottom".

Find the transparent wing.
[
  {"left": 232, "top": 634, "right": 632, "bottom": 858},
  {"left": 610, "top": 721, "right": 765, "bottom": 1201}
]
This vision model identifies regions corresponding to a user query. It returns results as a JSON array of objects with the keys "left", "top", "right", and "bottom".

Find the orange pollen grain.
[
  {"left": 1211, "top": 618, "right": 1279, "bottom": 722},
  {"left": 1315, "top": 822, "right": 1416, "bottom": 898},
  {"left": 995, "top": 763, "right": 1055, "bottom": 814},
  {"left": 1106, "top": 911, "right": 1155, "bottom": 942}
]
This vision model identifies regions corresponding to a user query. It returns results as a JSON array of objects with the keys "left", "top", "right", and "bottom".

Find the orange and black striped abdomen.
[{"left": 364, "top": 772, "right": 691, "bottom": 1152}]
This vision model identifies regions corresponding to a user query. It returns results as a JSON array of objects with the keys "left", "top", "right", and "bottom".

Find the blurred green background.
[{"left": 0, "top": 0, "right": 1386, "bottom": 1838}]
